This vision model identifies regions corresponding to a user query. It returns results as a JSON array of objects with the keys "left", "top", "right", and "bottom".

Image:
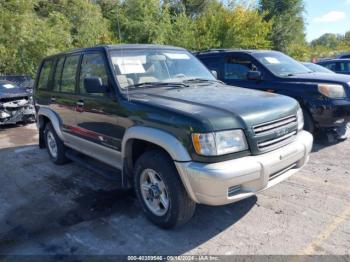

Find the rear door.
[
  {"left": 74, "top": 51, "right": 123, "bottom": 169},
  {"left": 51, "top": 54, "right": 82, "bottom": 145}
]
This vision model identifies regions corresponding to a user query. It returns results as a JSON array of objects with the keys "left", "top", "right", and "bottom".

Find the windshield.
[
  {"left": 302, "top": 63, "right": 334, "bottom": 74},
  {"left": 0, "top": 82, "right": 21, "bottom": 92},
  {"left": 253, "top": 52, "right": 313, "bottom": 77},
  {"left": 109, "top": 49, "right": 216, "bottom": 90}
]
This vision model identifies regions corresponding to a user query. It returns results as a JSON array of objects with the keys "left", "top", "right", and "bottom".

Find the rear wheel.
[
  {"left": 134, "top": 150, "right": 196, "bottom": 228},
  {"left": 44, "top": 122, "right": 69, "bottom": 165}
]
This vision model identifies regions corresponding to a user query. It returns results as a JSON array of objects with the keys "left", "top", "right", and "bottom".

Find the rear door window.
[
  {"left": 322, "top": 62, "right": 336, "bottom": 71},
  {"left": 61, "top": 55, "right": 80, "bottom": 93},
  {"left": 53, "top": 56, "right": 65, "bottom": 92},
  {"left": 200, "top": 56, "right": 223, "bottom": 77},
  {"left": 37, "top": 60, "right": 54, "bottom": 90},
  {"left": 339, "top": 62, "right": 350, "bottom": 72}
]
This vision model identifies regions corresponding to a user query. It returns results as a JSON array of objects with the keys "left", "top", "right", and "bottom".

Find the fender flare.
[
  {"left": 121, "top": 126, "right": 197, "bottom": 201},
  {"left": 121, "top": 126, "right": 191, "bottom": 162},
  {"left": 37, "top": 107, "right": 64, "bottom": 140}
]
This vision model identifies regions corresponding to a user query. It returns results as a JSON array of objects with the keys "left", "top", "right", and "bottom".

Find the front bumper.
[
  {"left": 311, "top": 99, "right": 350, "bottom": 128},
  {"left": 175, "top": 131, "right": 313, "bottom": 206},
  {"left": 0, "top": 104, "right": 35, "bottom": 125}
]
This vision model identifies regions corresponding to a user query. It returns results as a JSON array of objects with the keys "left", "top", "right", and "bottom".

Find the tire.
[
  {"left": 44, "top": 122, "right": 69, "bottom": 165},
  {"left": 336, "top": 124, "right": 349, "bottom": 141},
  {"left": 303, "top": 109, "right": 315, "bottom": 134},
  {"left": 134, "top": 150, "right": 196, "bottom": 229}
]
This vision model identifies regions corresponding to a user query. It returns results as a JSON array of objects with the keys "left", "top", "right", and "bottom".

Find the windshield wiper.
[
  {"left": 126, "top": 81, "right": 189, "bottom": 89},
  {"left": 183, "top": 78, "right": 221, "bottom": 84},
  {"left": 283, "top": 71, "right": 313, "bottom": 77}
]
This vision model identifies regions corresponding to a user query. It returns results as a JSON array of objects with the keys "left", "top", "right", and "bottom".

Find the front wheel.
[
  {"left": 336, "top": 124, "right": 349, "bottom": 141},
  {"left": 303, "top": 109, "right": 315, "bottom": 134},
  {"left": 134, "top": 150, "right": 196, "bottom": 228}
]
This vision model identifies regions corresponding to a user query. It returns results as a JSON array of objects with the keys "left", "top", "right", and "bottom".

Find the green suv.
[{"left": 34, "top": 45, "right": 313, "bottom": 228}]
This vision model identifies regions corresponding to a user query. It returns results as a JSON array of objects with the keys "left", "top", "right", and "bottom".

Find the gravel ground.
[{"left": 0, "top": 123, "right": 349, "bottom": 257}]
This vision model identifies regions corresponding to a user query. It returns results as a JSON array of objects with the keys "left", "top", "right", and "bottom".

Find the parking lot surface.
[{"left": 0, "top": 124, "right": 349, "bottom": 256}]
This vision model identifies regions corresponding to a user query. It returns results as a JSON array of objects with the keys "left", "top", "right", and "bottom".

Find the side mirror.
[
  {"left": 211, "top": 70, "right": 218, "bottom": 79},
  {"left": 84, "top": 77, "right": 107, "bottom": 93},
  {"left": 247, "top": 71, "right": 262, "bottom": 81}
]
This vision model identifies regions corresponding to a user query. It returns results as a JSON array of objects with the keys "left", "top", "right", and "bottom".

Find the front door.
[
  {"left": 74, "top": 52, "right": 123, "bottom": 169},
  {"left": 223, "top": 54, "right": 273, "bottom": 92}
]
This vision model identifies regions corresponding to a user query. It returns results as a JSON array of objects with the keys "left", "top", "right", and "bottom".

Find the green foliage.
[
  {"left": 1, "top": 0, "right": 349, "bottom": 76},
  {"left": 311, "top": 33, "right": 342, "bottom": 49},
  {"left": 309, "top": 32, "right": 350, "bottom": 60},
  {"left": 0, "top": 0, "right": 114, "bottom": 76},
  {"left": 259, "top": 0, "right": 306, "bottom": 53}
]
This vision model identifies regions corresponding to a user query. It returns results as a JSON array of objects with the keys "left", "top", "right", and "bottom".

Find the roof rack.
[
  {"left": 194, "top": 49, "right": 229, "bottom": 54},
  {"left": 194, "top": 48, "right": 247, "bottom": 55}
]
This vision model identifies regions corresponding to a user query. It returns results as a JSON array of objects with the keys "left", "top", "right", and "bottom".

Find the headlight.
[
  {"left": 192, "top": 130, "right": 248, "bottom": 156},
  {"left": 297, "top": 108, "right": 304, "bottom": 131},
  {"left": 0, "top": 111, "right": 11, "bottom": 119},
  {"left": 318, "top": 84, "right": 345, "bottom": 98}
]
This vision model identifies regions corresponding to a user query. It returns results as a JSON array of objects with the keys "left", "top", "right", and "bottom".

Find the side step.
[{"left": 65, "top": 149, "right": 126, "bottom": 187}]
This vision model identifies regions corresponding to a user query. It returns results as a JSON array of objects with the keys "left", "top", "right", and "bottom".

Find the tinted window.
[
  {"left": 79, "top": 53, "right": 108, "bottom": 95},
  {"left": 61, "top": 55, "right": 80, "bottom": 93},
  {"left": 224, "top": 57, "right": 257, "bottom": 80},
  {"left": 200, "top": 57, "right": 222, "bottom": 75},
  {"left": 322, "top": 62, "right": 336, "bottom": 71},
  {"left": 339, "top": 62, "right": 350, "bottom": 72},
  {"left": 37, "top": 60, "right": 53, "bottom": 90},
  {"left": 53, "top": 57, "right": 65, "bottom": 91}
]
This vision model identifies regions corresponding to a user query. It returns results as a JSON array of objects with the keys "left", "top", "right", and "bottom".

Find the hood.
[
  {"left": 286, "top": 72, "right": 350, "bottom": 84},
  {"left": 130, "top": 84, "right": 299, "bottom": 131},
  {"left": 0, "top": 87, "right": 29, "bottom": 100}
]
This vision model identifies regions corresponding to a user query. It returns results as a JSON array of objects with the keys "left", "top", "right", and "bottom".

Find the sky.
[{"left": 305, "top": 0, "right": 350, "bottom": 42}]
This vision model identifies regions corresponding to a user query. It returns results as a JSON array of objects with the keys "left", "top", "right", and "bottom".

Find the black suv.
[
  {"left": 317, "top": 59, "right": 350, "bottom": 75},
  {"left": 196, "top": 50, "right": 350, "bottom": 140},
  {"left": 34, "top": 45, "right": 312, "bottom": 228}
]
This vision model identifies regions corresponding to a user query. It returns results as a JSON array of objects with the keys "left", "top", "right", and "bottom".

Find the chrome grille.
[
  {"left": 253, "top": 115, "right": 298, "bottom": 152},
  {"left": 253, "top": 115, "right": 297, "bottom": 135},
  {"left": 258, "top": 131, "right": 297, "bottom": 151}
]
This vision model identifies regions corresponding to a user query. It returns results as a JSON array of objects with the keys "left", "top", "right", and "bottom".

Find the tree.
[
  {"left": 164, "top": 0, "right": 213, "bottom": 18},
  {"left": 0, "top": 0, "right": 114, "bottom": 76},
  {"left": 311, "top": 33, "right": 342, "bottom": 49},
  {"left": 259, "top": 0, "right": 306, "bottom": 53},
  {"left": 193, "top": 1, "right": 271, "bottom": 50},
  {"left": 116, "top": 0, "right": 172, "bottom": 44},
  {"left": 222, "top": 6, "right": 271, "bottom": 49}
]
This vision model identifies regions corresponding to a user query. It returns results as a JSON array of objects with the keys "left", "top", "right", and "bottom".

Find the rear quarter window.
[{"left": 37, "top": 60, "right": 54, "bottom": 90}]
